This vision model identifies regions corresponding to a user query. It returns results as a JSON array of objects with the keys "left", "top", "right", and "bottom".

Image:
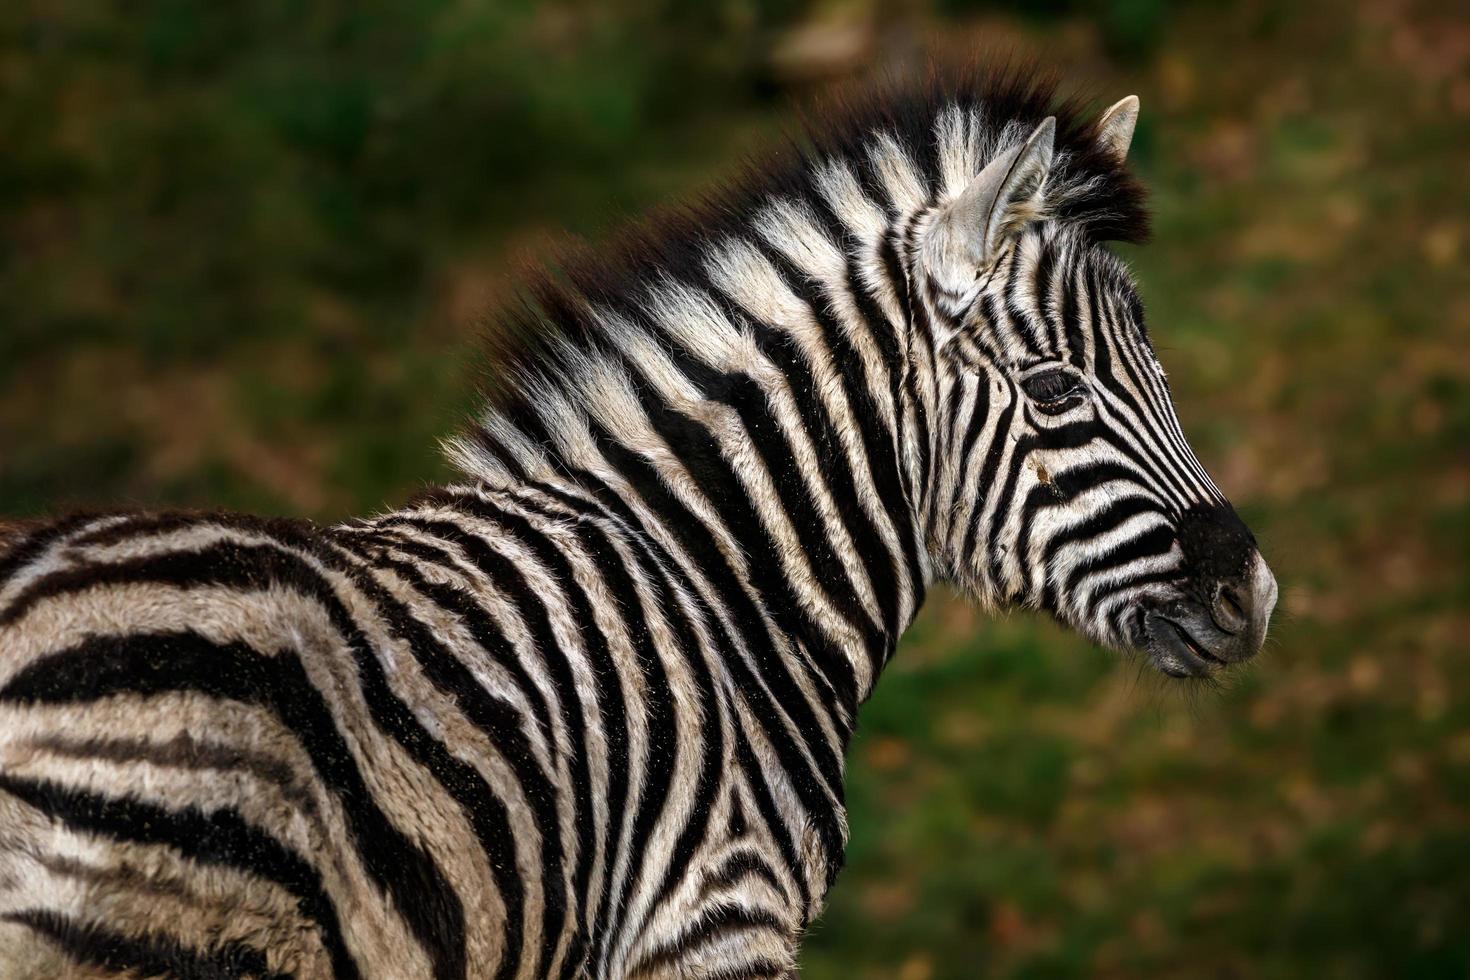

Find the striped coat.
[{"left": 0, "top": 66, "right": 1275, "bottom": 978}]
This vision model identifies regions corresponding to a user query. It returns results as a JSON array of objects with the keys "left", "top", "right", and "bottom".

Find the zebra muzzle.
[{"left": 1144, "top": 551, "right": 1277, "bottom": 676}]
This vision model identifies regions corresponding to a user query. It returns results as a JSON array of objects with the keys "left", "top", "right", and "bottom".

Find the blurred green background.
[{"left": 2, "top": 1, "right": 1468, "bottom": 977}]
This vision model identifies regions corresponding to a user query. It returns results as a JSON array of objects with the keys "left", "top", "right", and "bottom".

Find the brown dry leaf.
[
  {"left": 862, "top": 880, "right": 915, "bottom": 923},
  {"left": 991, "top": 900, "right": 1031, "bottom": 947},
  {"left": 867, "top": 736, "right": 912, "bottom": 772},
  {"left": 897, "top": 953, "right": 933, "bottom": 980}
]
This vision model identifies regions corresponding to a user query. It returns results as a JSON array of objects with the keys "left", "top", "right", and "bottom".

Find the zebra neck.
[
  {"left": 455, "top": 341, "right": 924, "bottom": 719},
  {"left": 447, "top": 175, "right": 942, "bottom": 711}
]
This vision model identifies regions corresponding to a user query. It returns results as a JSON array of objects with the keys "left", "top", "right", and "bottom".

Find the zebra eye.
[{"left": 1021, "top": 369, "right": 1082, "bottom": 404}]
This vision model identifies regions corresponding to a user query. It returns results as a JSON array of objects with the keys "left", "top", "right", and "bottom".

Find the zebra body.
[
  {"left": 0, "top": 67, "right": 1276, "bottom": 978},
  {"left": 0, "top": 498, "right": 830, "bottom": 979}
]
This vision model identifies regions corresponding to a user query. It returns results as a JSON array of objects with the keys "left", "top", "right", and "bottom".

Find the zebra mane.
[{"left": 453, "top": 60, "right": 1149, "bottom": 483}]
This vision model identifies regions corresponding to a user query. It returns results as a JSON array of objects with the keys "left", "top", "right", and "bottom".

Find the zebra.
[{"left": 0, "top": 65, "right": 1277, "bottom": 978}]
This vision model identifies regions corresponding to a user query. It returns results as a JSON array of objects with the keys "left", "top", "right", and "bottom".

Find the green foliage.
[
  {"left": 0, "top": 1, "right": 798, "bottom": 374},
  {"left": 937, "top": 0, "right": 1172, "bottom": 56}
]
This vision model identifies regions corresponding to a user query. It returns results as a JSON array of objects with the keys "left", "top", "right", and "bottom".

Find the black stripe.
[
  {"left": 700, "top": 850, "right": 791, "bottom": 904},
  {"left": 503, "top": 488, "right": 726, "bottom": 979},
  {"left": 591, "top": 379, "right": 853, "bottom": 773},
  {"left": 854, "top": 151, "right": 896, "bottom": 220},
  {"left": 960, "top": 380, "right": 1018, "bottom": 565},
  {"left": 984, "top": 421, "right": 1102, "bottom": 589},
  {"left": 340, "top": 525, "right": 571, "bottom": 977},
  {"left": 66, "top": 510, "right": 206, "bottom": 549},
  {"left": 587, "top": 420, "right": 846, "bottom": 868},
  {"left": 455, "top": 495, "right": 640, "bottom": 979},
  {"left": 1060, "top": 523, "right": 1176, "bottom": 598},
  {"left": 612, "top": 537, "right": 726, "bottom": 953},
  {"left": 421, "top": 484, "right": 685, "bottom": 978},
  {"left": 489, "top": 491, "right": 681, "bottom": 978},
  {"left": 1031, "top": 235, "right": 1060, "bottom": 355},
  {"left": 1057, "top": 251, "right": 1089, "bottom": 370},
  {"left": 1090, "top": 270, "right": 1198, "bottom": 502},
  {"left": 411, "top": 499, "right": 632, "bottom": 980},
  {"left": 627, "top": 346, "right": 874, "bottom": 698},
  {"left": 1020, "top": 487, "right": 1160, "bottom": 590},
  {"left": 954, "top": 376, "right": 992, "bottom": 488},
  {"left": 390, "top": 506, "right": 625, "bottom": 978},
  {"left": 525, "top": 478, "right": 814, "bottom": 914},
  {"left": 705, "top": 282, "right": 904, "bottom": 648},
  {"left": 329, "top": 526, "right": 569, "bottom": 980},
  {"left": 731, "top": 718, "right": 828, "bottom": 903},
  {"left": 1001, "top": 243, "right": 1045, "bottom": 359},
  {"left": 0, "top": 532, "right": 491, "bottom": 980},
  {"left": 3, "top": 908, "right": 293, "bottom": 980},
  {"left": 0, "top": 511, "right": 108, "bottom": 584},
  {"left": 0, "top": 773, "right": 358, "bottom": 980},
  {"left": 877, "top": 230, "right": 932, "bottom": 515},
  {"left": 746, "top": 238, "right": 924, "bottom": 649},
  {"left": 629, "top": 902, "right": 787, "bottom": 976}
]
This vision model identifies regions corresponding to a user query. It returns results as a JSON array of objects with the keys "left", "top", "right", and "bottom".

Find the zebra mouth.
[{"left": 1144, "top": 612, "right": 1227, "bottom": 678}]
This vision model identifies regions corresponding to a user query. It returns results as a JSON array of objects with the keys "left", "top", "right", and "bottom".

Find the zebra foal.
[{"left": 0, "top": 66, "right": 1276, "bottom": 978}]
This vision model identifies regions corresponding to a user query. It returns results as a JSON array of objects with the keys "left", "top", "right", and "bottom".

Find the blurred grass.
[{"left": 3, "top": 1, "right": 1468, "bottom": 977}]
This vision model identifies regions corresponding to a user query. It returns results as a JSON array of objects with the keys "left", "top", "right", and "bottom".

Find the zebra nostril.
[{"left": 1212, "top": 584, "right": 1248, "bottom": 635}]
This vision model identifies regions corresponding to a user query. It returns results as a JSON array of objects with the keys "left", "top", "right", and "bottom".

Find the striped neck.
[{"left": 444, "top": 174, "right": 933, "bottom": 714}]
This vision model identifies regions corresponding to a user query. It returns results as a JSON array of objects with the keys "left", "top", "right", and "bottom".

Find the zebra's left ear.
[
  {"left": 1096, "top": 95, "right": 1139, "bottom": 162},
  {"left": 924, "top": 115, "right": 1056, "bottom": 293}
]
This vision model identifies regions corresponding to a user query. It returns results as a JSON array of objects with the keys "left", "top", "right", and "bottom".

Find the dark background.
[{"left": 3, "top": 1, "right": 1467, "bottom": 976}]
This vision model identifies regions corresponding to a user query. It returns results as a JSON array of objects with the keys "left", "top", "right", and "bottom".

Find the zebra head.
[{"left": 910, "top": 97, "right": 1277, "bottom": 677}]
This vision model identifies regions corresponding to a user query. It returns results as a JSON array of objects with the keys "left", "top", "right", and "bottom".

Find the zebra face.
[{"left": 914, "top": 101, "right": 1278, "bottom": 676}]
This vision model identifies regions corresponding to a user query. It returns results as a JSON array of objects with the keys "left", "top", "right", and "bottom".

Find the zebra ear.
[
  {"left": 1096, "top": 95, "right": 1139, "bottom": 162},
  {"left": 925, "top": 116, "right": 1056, "bottom": 291}
]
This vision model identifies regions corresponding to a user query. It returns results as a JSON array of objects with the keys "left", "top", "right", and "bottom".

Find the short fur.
[{"left": 0, "top": 61, "right": 1276, "bottom": 980}]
